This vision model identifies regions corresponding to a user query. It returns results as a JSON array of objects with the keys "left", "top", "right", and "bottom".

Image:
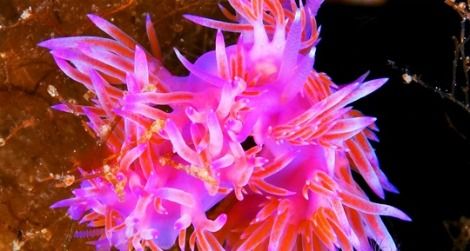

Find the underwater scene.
[{"left": 0, "top": 0, "right": 469, "bottom": 250}]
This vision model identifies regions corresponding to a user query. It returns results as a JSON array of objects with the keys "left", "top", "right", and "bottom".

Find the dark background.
[{"left": 317, "top": 0, "right": 470, "bottom": 250}]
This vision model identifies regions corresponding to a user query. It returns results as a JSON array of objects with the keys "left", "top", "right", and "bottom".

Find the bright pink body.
[{"left": 41, "top": 0, "right": 409, "bottom": 250}]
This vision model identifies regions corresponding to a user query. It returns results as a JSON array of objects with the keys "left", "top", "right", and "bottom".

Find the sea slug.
[{"left": 40, "top": 0, "right": 410, "bottom": 250}]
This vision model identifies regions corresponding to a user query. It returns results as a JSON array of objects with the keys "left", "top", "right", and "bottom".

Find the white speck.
[
  {"left": 47, "top": 85, "right": 59, "bottom": 97},
  {"left": 0, "top": 138, "right": 5, "bottom": 147},
  {"left": 12, "top": 239, "right": 24, "bottom": 251},
  {"left": 0, "top": 52, "right": 6, "bottom": 59},
  {"left": 99, "top": 124, "right": 112, "bottom": 138},
  {"left": 103, "top": 164, "right": 111, "bottom": 173},
  {"left": 402, "top": 73, "right": 413, "bottom": 84},
  {"left": 20, "top": 7, "right": 33, "bottom": 20}
]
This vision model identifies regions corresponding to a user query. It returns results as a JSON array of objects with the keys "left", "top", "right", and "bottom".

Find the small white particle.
[
  {"left": 402, "top": 73, "right": 413, "bottom": 84},
  {"left": 99, "top": 124, "right": 112, "bottom": 138},
  {"left": 12, "top": 239, "right": 24, "bottom": 251},
  {"left": 20, "top": 7, "right": 32, "bottom": 20},
  {"left": 47, "top": 85, "right": 59, "bottom": 97},
  {"left": 103, "top": 164, "right": 111, "bottom": 173}
]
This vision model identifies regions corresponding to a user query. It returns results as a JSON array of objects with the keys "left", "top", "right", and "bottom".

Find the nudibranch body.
[{"left": 40, "top": 0, "right": 409, "bottom": 250}]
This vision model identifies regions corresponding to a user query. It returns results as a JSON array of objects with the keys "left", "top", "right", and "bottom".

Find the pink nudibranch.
[{"left": 41, "top": 0, "right": 409, "bottom": 250}]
